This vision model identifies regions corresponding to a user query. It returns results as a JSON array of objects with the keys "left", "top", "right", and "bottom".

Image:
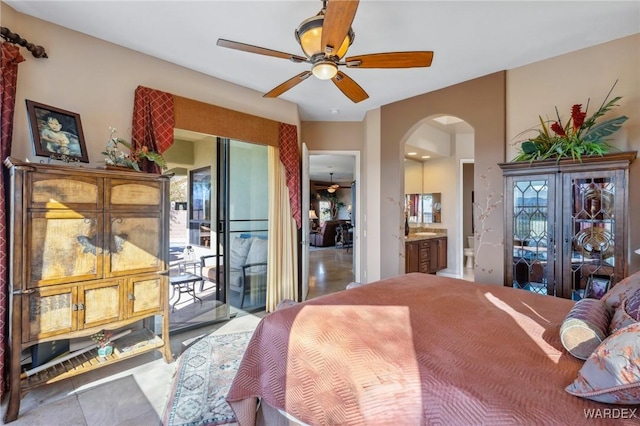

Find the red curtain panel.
[
  {"left": 131, "top": 85, "right": 175, "bottom": 173},
  {"left": 279, "top": 123, "right": 301, "bottom": 229},
  {"left": 0, "top": 42, "right": 25, "bottom": 398}
]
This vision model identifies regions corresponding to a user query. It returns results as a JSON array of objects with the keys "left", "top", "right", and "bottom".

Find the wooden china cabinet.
[
  {"left": 499, "top": 152, "right": 636, "bottom": 300},
  {"left": 3, "top": 158, "right": 172, "bottom": 423}
]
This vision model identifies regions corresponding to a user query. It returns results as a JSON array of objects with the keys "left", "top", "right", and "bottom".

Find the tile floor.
[
  {"left": 0, "top": 313, "right": 266, "bottom": 426},
  {"left": 307, "top": 245, "right": 355, "bottom": 298}
]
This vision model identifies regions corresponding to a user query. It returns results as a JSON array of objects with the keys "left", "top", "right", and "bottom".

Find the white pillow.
[
  {"left": 230, "top": 237, "right": 254, "bottom": 269},
  {"left": 245, "top": 238, "right": 268, "bottom": 272}
]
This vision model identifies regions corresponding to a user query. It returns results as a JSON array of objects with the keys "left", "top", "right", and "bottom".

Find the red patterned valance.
[
  {"left": 279, "top": 123, "right": 301, "bottom": 228},
  {"left": 131, "top": 86, "right": 174, "bottom": 172}
]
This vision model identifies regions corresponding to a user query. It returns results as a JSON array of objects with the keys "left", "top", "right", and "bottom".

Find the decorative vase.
[
  {"left": 404, "top": 216, "right": 410, "bottom": 237},
  {"left": 98, "top": 345, "right": 113, "bottom": 358}
]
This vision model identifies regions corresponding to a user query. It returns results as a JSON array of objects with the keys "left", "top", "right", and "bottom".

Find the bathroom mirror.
[{"left": 406, "top": 193, "right": 442, "bottom": 224}]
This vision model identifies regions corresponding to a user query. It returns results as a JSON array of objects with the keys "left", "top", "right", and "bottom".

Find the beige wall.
[
  {"left": 300, "top": 121, "right": 364, "bottom": 151},
  {"left": 508, "top": 34, "right": 640, "bottom": 275},
  {"left": 379, "top": 72, "right": 507, "bottom": 283},
  {"left": 165, "top": 139, "right": 195, "bottom": 166},
  {"left": 3, "top": 4, "right": 300, "bottom": 167},
  {"left": 401, "top": 128, "right": 475, "bottom": 278},
  {"left": 301, "top": 120, "right": 367, "bottom": 279},
  {"left": 507, "top": 35, "right": 639, "bottom": 161},
  {"left": 404, "top": 159, "right": 422, "bottom": 194},
  {"left": 362, "top": 108, "right": 382, "bottom": 282},
  {"left": 374, "top": 34, "right": 639, "bottom": 283},
  {"left": 6, "top": 2, "right": 639, "bottom": 284}
]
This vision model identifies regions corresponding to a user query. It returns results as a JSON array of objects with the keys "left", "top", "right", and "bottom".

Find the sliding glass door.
[
  {"left": 217, "top": 138, "right": 269, "bottom": 315},
  {"left": 168, "top": 134, "right": 268, "bottom": 332}
]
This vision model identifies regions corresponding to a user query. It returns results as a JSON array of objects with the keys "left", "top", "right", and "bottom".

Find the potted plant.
[
  {"left": 513, "top": 81, "right": 628, "bottom": 163},
  {"left": 102, "top": 127, "right": 167, "bottom": 171},
  {"left": 91, "top": 330, "right": 113, "bottom": 357}
]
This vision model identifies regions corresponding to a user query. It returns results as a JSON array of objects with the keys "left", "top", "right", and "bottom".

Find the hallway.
[{"left": 307, "top": 246, "right": 354, "bottom": 300}]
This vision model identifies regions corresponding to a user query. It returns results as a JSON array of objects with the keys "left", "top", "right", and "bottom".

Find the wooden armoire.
[{"left": 3, "top": 158, "right": 172, "bottom": 422}]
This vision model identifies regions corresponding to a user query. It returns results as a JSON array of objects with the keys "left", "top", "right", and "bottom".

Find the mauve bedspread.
[{"left": 227, "top": 273, "right": 635, "bottom": 425}]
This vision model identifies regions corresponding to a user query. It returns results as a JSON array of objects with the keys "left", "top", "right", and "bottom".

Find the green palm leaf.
[{"left": 582, "top": 116, "right": 628, "bottom": 143}]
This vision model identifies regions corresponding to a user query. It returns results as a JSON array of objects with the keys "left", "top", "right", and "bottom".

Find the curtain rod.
[{"left": 1, "top": 26, "right": 48, "bottom": 58}]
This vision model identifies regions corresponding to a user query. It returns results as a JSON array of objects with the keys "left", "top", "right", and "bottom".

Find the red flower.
[
  {"left": 550, "top": 122, "right": 566, "bottom": 136},
  {"left": 571, "top": 104, "right": 586, "bottom": 131}
]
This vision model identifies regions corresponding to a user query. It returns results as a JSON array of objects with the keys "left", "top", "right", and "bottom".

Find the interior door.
[{"left": 301, "top": 143, "right": 310, "bottom": 301}]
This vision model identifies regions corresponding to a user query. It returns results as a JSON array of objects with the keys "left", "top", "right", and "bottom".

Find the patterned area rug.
[{"left": 163, "top": 331, "right": 254, "bottom": 426}]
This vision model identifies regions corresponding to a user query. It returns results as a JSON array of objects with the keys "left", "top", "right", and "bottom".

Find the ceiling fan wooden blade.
[
  {"left": 345, "top": 51, "right": 434, "bottom": 68},
  {"left": 321, "top": 0, "right": 359, "bottom": 57},
  {"left": 217, "top": 39, "right": 308, "bottom": 63},
  {"left": 264, "top": 71, "right": 312, "bottom": 98},
  {"left": 331, "top": 71, "right": 368, "bottom": 103}
]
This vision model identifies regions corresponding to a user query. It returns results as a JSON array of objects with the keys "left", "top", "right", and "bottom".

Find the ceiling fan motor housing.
[{"left": 295, "top": 12, "right": 354, "bottom": 60}]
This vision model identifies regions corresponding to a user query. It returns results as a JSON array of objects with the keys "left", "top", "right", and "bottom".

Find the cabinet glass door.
[
  {"left": 507, "top": 176, "right": 555, "bottom": 295},
  {"left": 563, "top": 171, "right": 621, "bottom": 300}
]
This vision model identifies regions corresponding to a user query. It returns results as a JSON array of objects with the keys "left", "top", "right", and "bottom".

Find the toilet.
[{"left": 464, "top": 236, "right": 475, "bottom": 269}]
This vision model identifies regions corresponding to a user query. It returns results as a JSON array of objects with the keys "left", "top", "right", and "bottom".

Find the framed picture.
[
  {"left": 26, "top": 100, "right": 89, "bottom": 163},
  {"left": 584, "top": 274, "right": 611, "bottom": 300}
]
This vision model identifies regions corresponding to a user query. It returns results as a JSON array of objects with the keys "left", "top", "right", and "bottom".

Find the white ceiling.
[
  {"left": 309, "top": 154, "right": 355, "bottom": 184},
  {"left": 6, "top": 1, "right": 639, "bottom": 122}
]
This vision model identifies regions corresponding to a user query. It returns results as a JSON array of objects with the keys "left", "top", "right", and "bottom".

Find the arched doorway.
[{"left": 403, "top": 114, "right": 474, "bottom": 278}]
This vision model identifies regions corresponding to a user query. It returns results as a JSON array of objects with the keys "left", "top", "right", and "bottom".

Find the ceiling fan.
[{"left": 217, "top": 0, "right": 434, "bottom": 103}]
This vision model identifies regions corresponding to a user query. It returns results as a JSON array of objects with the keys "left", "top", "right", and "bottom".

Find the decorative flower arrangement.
[
  {"left": 513, "top": 81, "right": 628, "bottom": 162},
  {"left": 102, "top": 127, "right": 167, "bottom": 171},
  {"left": 90, "top": 330, "right": 112, "bottom": 348}
]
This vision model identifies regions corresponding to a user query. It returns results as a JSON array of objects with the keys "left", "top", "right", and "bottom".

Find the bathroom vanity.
[{"left": 405, "top": 234, "right": 447, "bottom": 274}]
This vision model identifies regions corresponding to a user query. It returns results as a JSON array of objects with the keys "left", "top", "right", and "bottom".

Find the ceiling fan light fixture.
[
  {"left": 312, "top": 60, "right": 338, "bottom": 80},
  {"left": 295, "top": 14, "right": 354, "bottom": 59},
  {"left": 327, "top": 187, "right": 336, "bottom": 193}
]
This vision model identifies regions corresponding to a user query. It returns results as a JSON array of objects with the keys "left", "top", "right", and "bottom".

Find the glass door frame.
[
  {"left": 504, "top": 172, "right": 557, "bottom": 296},
  {"left": 560, "top": 169, "right": 623, "bottom": 299},
  {"left": 217, "top": 137, "right": 269, "bottom": 313},
  {"left": 216, "top": 138, "right": 229, "bottom": 308}
]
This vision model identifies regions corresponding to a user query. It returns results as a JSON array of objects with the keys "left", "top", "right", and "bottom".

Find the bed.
[{"left": 227, "top": 273, "right": 639, "bottom": 425}]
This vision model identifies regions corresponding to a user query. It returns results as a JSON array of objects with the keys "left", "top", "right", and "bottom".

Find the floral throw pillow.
[
  {"left": 601, "top": 271, "right": 640, "bottom": 312},
  {"left": 565, "top": 322, "right": 640, "bottom": 404},
  {"left": 609, "top": 300, "right": 637, "bottom": 334},
  {"left": 609, "top": 288, "right": 640, "bottom": 334},
  {"left": 625, "top": 289, "right": 640, "bottom": 322}
]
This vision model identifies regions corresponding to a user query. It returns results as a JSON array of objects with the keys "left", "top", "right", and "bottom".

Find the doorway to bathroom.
[
  {"left": 461, "top": 160, "right": 475, "bottom": 281},
  {"left": 403, "top": 115, "right": 474, "bottom": 279}
]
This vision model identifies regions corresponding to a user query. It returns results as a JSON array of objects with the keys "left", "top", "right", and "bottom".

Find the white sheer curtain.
[{"left": 266, "top": 146, "right": 298, "bottom": 312}]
